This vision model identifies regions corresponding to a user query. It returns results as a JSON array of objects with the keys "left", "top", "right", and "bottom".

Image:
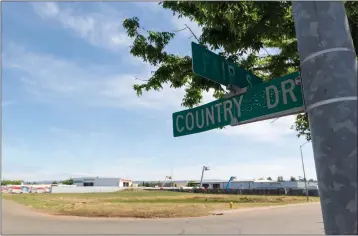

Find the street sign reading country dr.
[
  {"left": 191, "top": 42, "right": 263, "bottom": 88},
  {"left": 172, "top": 72, "right": 304, "bottom": 137}
]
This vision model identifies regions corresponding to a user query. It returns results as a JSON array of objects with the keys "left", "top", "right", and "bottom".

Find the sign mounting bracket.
[{"left": 223, "top": 85, "right": 248, "bottom": 99}]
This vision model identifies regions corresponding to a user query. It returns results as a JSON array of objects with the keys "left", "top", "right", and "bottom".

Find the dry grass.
[{"left": 3, "top": 190, "right": 319, "bottom": 218}]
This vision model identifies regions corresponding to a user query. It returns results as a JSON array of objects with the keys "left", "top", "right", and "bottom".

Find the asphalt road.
[{"left": 2, "top": 199, "right": 324, "bottom": 235}]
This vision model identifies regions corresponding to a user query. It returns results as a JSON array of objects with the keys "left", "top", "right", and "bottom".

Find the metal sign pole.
[{"left": 292, "top": 2, "right": 357, "bottom": 234}]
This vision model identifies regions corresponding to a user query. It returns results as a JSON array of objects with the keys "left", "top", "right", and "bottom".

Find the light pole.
[
  {"left": 300, "top": 141, "right": 310, "bottom": 202},
  {"left": 199, "top": 166, "right": 210, "bottom": 188}
]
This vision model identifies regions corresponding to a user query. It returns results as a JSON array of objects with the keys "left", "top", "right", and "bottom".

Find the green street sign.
[
  {"left": 191, "top": 42, "right": 263, "bottom": 88},
  {"left": 172, "top": 72, "right": 303, "bottom": 137}
]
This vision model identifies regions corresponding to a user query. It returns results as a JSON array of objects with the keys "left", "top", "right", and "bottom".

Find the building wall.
[
  {"left": 51, "top": 186, "right": 125, "bottom": 193},
  {"left": 229, "top": 181, "right": 252, "bottom": 189},
  {"left": 72, "top": 177, "right": 130, "bottom": 187},
  {"left": 199, "top": 180, "right": 318, "bottom": 190},
  {"left": 201, "top": 182, "right": 226, "bottom": 189},
  {"left": 252, "top": 181, "right": 283, "bottom": 189},
  {"left": 281, "top": 181, "right": 318, "bottom": 190},
  {"left": 73, "top": 178, "right": 86, "bottom": 186},
  {"left": 201, "top": 181, "right": 254, "bottom": 189},
  {"left": 174, "top": 182, "right": 188, "bottom": 188},
  {"left": 119, "top": 179, "right": 132, "bottom": 187},
  {"left": 281, "top": 181, "right": 299, "bottom": 189},
  {"left": 94, "top": 178, "right": 120, "bottom": 187}
]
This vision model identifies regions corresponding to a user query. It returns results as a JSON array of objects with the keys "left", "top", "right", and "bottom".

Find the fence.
[{"left": 167, "top": 188, "right": 319, "bottom": 196}]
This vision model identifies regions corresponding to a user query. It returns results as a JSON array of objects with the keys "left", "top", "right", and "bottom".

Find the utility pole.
[
  {"left": 292, "top": 2, "right": 357, "bottom": 235},
  {"left": 199, "top": 166, "right": 209, "bottom": 188},
  {"left": 300, "top": 141, "right": 310, "bottom": 202}
]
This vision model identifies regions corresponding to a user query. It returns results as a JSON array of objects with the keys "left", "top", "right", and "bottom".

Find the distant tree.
[
  {"left": 61, "top": 178, "right": 74, "bottom": 185},
  {"left": 299, "top": 177, "right": 307, "bottom": 182},
  {"left": 187, "top": 180, "right": 198, "bottom": 187},
  {"left": 145, "top": 182, "right": 157, "bottom": 187},
  {"left": 290, "top": 176, "right": 297, "bottom": 182},
  {"left": 258, "top": 177, "right": 264, "bottom": 180},
  {"left": 308, "top": 178, "right": 315, "bottom": 182},
  {"left": 1, "top": 180, "right": 22, "bottom": 185},
  {"left": 277, "top": 176, "right": 284, "bottom": 182},
  {"left": 267, "top": 177, "right": 272, "bottom": 181},
  {"left": 52, "top": 181, "right": 58, "bottom": 184}
]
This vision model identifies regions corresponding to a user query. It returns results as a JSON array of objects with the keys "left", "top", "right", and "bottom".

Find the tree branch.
[
  {"left": 134, "top": 77, "right": 149, "bottom": 82},
  {"left": 173, "top": 25, "right": 200, "bottom": 43},
  {"left": 263, "top": 47, "right": 271, "bottom": 56},
  {"left": 173, "top": 27, "right": 188, "bottom": 32},
  {"left": 184, "top": 24, "right": 200, "bottom": 43}
]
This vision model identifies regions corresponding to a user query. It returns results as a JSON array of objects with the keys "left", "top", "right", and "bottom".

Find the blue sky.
[{"left": 2, "top": 2, "right": 317, "bottom": 181}]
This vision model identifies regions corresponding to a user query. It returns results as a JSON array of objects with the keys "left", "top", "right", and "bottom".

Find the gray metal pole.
[
  {"left": 300, "top": 141, "right": 310, "bottom": 202},
  {"left": 292, "top": 2, "right": 357, "bottom": 235},
  {"left": 199, "top": 166, "right": 205, "bottom": 188}
]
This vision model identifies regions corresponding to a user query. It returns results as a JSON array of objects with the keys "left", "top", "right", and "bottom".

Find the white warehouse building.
[
  {"left": 198, "top": 179, "right": 318, "bottom": 190},
  {"left": 72, "top": 177, "right": 132, "bottom": 187}
]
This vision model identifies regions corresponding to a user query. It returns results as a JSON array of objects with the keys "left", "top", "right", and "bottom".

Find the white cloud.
[
  {"left": 32, "top": 2, "right": 132, "bottom": 51},
  {"left": 2, "top": 125, "right": 316, "bottom": 182},
  {"left": 2, "top": 100, "right": 15, "bottom": 108},
  {"left": 3, "top": 44, "right": 186, "bottom": 110},
  {"left": 2, "top": 141, "right": 163, "bottom": 181},
  {"left": 171, "top": 157, "right": 316, "bottom": 182},
  {"left": 3, "top": 43, "right": 224, "bottom": 111},
  {"left": 97, "top": 77, "right": 185, "bottom": 109},
  {"left": 217, "top": 115, "right": 297, "bottom": 144},
  {"left": 26, "top": 3, "right": 219, "bottom": 110},
  {"left": 3, "top": 155, "right": 317, "bottom": 182}
]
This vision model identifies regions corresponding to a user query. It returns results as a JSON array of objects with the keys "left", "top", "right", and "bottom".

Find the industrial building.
[
  {"left": 72, "top": 177, "right": 132, "bottom": 187},
  {"left": 196, "top": 179, "right": 318, "bottom": 190},
  {"left": 133, "top": 179, "right": 318, "bottom": 191},
  {"left": 133, "top": 180, "right": 189, "bottom": 188}
]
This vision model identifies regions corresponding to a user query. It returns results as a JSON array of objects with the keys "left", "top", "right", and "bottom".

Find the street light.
[
  {"left": 300, "top": 141, "right": 310, "bottom": 202},
  {"left": 199, "top": 166, "right": 210, "bottom": 188}
]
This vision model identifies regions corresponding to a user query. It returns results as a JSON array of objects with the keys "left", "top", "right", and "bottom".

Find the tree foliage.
[
  {"left": 277, "top": 176, "right": 284, "bottom": 182},
  {"left": 299, "top": 177, "right": 307, "bottom": 182},
  {"left": 267, "top": 177, "right": 272, "bottom": 181},
  {"left": 61, "top": 178, "right": 74, "bottom": 185},
  {"left": 187, "top": 180, "right": 198, "bottom": 187},
  {"left": 123, "top": 2, "right": 358, "bottom": 141},
  {"left": 290, "top": 176, "right": 297, "bottom": 182},
  {"left": 1, "top": 180, "right": 22, "bottom": 185}
]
